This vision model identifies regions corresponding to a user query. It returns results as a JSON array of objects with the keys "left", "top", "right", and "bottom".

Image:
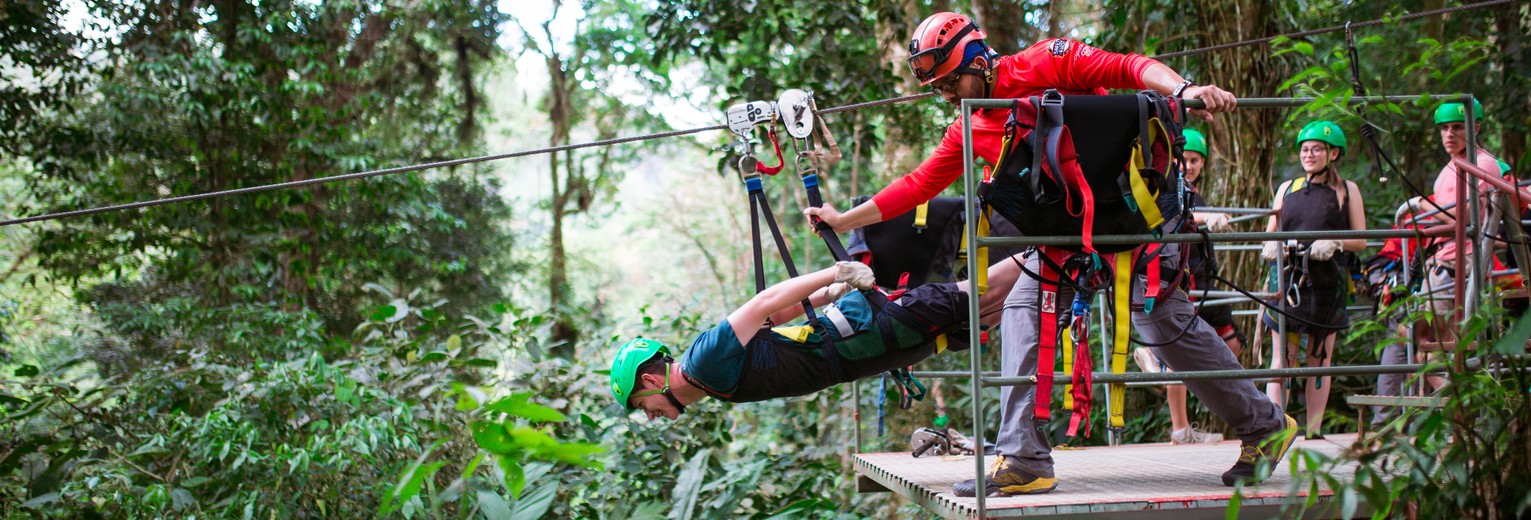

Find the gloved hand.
[
  {"left": 1308, "top": 240, "right": 1344, "bottom": 261},
  {"left": 823, "top": 282, "right": 854, "bottom": 301},
  {"left": 1261, "top": 241, "right": 1281, "bottom": 261},
  {"left": 1196, "top": 212, "right": 1233, "bottom": 233},
  {"left": 833, "top": 261, "right": 876, "bottom": 290}
]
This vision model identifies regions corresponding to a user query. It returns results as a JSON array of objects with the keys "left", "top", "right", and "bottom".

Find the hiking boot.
[
  {"left": 1170, "top": 426, "right": 1224, "bottom": 445},
  {"left": 952, "top": 456, "right": 1058, "bottom": 497},
  {"left": 1133, "top": 347, "right": 1163, "bottom": 373},
  {"left": 1221, "top": 414, "right": 1298, "bottom": 486}
]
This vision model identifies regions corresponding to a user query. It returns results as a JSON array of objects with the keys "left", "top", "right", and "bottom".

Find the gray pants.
[
  {"left": 997, "top": 245, "right": 1286, "bottom": 476},
  {"left": 1371, "top": 339, "right": 1413, "bottom": 427}
]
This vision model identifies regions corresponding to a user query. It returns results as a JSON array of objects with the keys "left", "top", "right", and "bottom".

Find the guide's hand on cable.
[
  {"left": 1307, "top": 240, "right": 1343, "bottom": 261},
  {"left": 1261, "top": 241, "right": 1281, "bottom": 261},
  {"left": 1184, "top": 84, "right": 1236, "bottom": 122},
  {"left": 833, "top": 261, "right": 876, "bottom": 291}
]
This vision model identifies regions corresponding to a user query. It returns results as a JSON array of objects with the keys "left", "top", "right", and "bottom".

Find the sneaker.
[
  {"left": 1170, "top": 426, "right": 1224, "bottom": 445},
  {"left": 1221, "top": 414, "right": 1299, "bottom": 486},
  {"left": 1133, "top": 347, "right": 1163, "bottom": 373},
  {"left": 952, "top": 456, "right": 1058, "bottom": 497}
]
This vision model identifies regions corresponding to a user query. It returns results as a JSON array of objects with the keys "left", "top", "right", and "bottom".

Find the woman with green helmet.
[
  {"left": 1423, "top": 100, "right": 1505, "bottom": 361},
  {"left": 1133, "top": 127, "right": 1243, "bottom": 446},
  {"left": 1259, "top": 120, "right": 1369, "bottom": 439},
  {"left": 610, "top": 261, "right": 975, "bottom": 421}
]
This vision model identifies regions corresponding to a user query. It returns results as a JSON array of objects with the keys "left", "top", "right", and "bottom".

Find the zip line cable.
[
  {"left": 0, "top": 0, "right": 1510, "bottom": 228},
  {"left": 1153, "top": 0, "right": 1515, "bottom": 59}
]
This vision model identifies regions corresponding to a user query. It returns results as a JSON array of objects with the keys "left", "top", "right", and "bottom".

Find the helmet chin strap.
[{"left": 657, "top": 359, "right": 687, "bottom": 415}]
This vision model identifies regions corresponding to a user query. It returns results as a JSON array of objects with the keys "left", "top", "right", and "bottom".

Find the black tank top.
[{"left": 1277, "top": 174, "right": 1348, "bottom": 240}]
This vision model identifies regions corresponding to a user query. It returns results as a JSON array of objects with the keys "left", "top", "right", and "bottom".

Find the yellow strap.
[
  {"left": 975, "top": 208, "right": 991, "bottom": 295},
  {"left": 1110, "top": 251, "right": 1133, "bottom": 429},
  {"left": 1126, "top": 118, "right": 1171, "bottom": 230},
  {"left": 1061, "top": 325, "right": 1074, "bottom": 410},
  {"left": 935, "top": 334, "right": 948, "bottom": 354},
  {"left": 957, "top": 207, "right": 992, "bottom": 295},
  {"left": 914, "top": 202, "right": 929, "bottom": 229},
  {"left": 1288, "top": 175, "right": 1308, "bottom": 194},
  {"left": 772, "top": 325, "right": 814, "bottom": 343}
]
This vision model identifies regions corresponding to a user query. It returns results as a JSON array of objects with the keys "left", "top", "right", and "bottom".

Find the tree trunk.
[
  {"left": 971, "top": 0, "right": 1034, "bottom": 53},
  {"left": 876, "top": 0, "right": 926, "bottom": 180},
  {"left": 546, "top": 50, "right": 579, "bottom": 358},
  {"left": 1188, "top": 0, "right": 1291, "bottom": 367}
]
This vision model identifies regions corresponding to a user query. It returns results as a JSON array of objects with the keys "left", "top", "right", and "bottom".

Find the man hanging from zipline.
[
  {"left": 805, "top": 12, "right": 1296, "bottom": 494},
  {"left": 609, "top": 261, "right": 975, "bottom": 420}
]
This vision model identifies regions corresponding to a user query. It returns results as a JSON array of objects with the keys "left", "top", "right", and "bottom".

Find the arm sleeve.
[
  {"left": 868, "top": 123, "right": 966, "bottom": 220},
  {"left": 1026, "top": 39, "right": 1155, "bottom": 92}
]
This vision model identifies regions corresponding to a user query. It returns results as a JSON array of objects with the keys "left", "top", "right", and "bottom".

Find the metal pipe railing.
[{"left": 954, "top": 94, "right": 1486, "bottom": 518}]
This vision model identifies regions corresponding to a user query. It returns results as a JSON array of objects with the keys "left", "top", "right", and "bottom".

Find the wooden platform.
[{"left": 854, "top": 434, "right": 1365, "bottom": 519}]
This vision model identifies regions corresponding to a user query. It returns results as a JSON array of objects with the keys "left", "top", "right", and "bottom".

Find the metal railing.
[{"left": 949, "top": 93, "right": 1507, "bottom": 517}]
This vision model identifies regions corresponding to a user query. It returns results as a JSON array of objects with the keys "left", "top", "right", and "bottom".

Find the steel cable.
[{"left": 2, "top": 0, "right": 1510, "bottom": 227}]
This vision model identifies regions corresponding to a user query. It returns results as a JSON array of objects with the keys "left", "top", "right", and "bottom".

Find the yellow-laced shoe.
[{"left": 1221, "top": 414, "right": 1299, "bottom": 486}]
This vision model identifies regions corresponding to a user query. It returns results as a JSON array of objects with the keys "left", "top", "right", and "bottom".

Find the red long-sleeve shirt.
[{"left": 869, "top": 38, "right": 1157, "bottom": 220}]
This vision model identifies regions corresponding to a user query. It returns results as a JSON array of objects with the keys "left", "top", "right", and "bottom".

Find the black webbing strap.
[{"left": 745, "top": 174, "right": 847, "bottom": 379}]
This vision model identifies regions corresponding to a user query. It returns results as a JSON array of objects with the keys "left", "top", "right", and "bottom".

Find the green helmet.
[
  {"left": 1296, "top": 120, "right": 1346, "bottom": 157},
  {"left": 610, "top": 338, "right": 670, "bottom": 410},
  {"left": 1434, "top": 99, "right": 1485, "bottom": 125},
  {"left": 1183, "top": 128, "right": 1208, "bottom": 156},
  {"left": 1499, "top": 159, "right": 1512, "bottom": 176}
]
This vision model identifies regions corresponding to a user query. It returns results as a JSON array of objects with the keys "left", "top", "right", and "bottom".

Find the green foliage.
[{"left": 1270, "top": 306, "right": 1531, "bottom": 518}]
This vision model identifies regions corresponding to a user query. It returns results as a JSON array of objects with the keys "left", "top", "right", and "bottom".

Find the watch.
[{"left": 1172, "top": 79, "right": 1196, "bottom": 98}]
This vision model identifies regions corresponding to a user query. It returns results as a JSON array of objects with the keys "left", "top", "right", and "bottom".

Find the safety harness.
[
  {"left": 730, "top": 90, "right": 936, "bottom": 411},
  {"left": 983, "top": 89, "right": 1191, "bottom": 438}
]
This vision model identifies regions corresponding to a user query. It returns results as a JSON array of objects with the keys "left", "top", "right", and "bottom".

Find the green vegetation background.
[{"left": 1, "top": 0, "right": 1525, "bottom": 518}]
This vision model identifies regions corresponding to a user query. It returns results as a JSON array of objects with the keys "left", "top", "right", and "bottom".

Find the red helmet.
[{"left": 907, "top": 12, "right": 988, "bottom": 85}]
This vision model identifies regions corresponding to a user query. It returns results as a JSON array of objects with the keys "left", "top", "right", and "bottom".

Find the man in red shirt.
[{"left": 807, "top": 12, "right": 1295, "bottom": 495}]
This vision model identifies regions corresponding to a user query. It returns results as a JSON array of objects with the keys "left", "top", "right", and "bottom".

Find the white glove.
[
  {"left": 1196, "top": 212, "right": 1233, "bottom": 233},
  {"left": 833, "top": 261, "right": 876, "bottom": 290},
  {"left": 1307, "top": 240, "right": 1344, "bottom": 261},
  {"left": 1261, "top": 241, "right": 1281, "bottom": 261}
]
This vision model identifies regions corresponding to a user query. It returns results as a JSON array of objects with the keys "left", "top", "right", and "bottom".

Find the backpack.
[{"left": 982, "top": 89, "right": 1186, "bottom": 254}]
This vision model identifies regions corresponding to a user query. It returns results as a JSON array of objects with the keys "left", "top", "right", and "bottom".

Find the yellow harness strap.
[
  {"left": 957, "top": 207, "right": 993, "bottom": 295},
  {"left": 772, "top": 325, "right": 814, "bottom": 343},
  {"left": 935, "top": 334, "right": 948, "bottom": 354},
  {"left": 1061, "top": 325, "right": 1075, "bottom": 410},
  {"left": 1126, "top": 118, "right": 1172, "bottom": 230},
  {"left": 1109, "top": 251, "right": 1133, "bottom": 429},
  {"left": 913, "top": 201, "right": 930, "bottom": 230}
]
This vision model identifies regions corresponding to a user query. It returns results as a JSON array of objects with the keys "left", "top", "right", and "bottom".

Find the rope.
[
  {"left": 4, "top": 0, "right": 1506, "bottom": 228},
  {"left": 1154, "top": 0, "right": 1514, "bottom": 59}
]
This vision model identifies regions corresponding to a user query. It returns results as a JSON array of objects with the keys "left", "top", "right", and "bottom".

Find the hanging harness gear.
[
  {"left": 983, "top": 90, "right": 1186, "bottom": 254},
  {"left": 729, "top": 92, "right": 944, "bottom": 412}
]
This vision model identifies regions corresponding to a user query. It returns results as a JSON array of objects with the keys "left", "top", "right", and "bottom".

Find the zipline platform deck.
[{"left": 854, "top": 433, "right": 1362, "bottom": 519}]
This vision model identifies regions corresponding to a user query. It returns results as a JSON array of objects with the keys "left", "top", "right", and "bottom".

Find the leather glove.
[
  {"left": 824, "top": 282, "right": 854, "bottom": 301},
  {"left": 1308, "top": 240, "right": 1344, "bottom": 261},
  {"left": 1261, "top": 241, "right": 1281, "bottom": 261},
  {"left": 833, "top": 261, "right": 876, "bottom": 290},
  {"left": 1196, "top": 212, "right": 1233, "bottom": 233}
]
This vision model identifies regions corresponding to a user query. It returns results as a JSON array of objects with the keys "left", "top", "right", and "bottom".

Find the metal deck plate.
[{"left": 854, "top": 434, "right": 1363, "bottom": 519}]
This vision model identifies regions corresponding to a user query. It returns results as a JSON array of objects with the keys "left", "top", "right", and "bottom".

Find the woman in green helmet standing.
[{"left": 1259, "top": 120, "right": 1369, "bottom": 440}]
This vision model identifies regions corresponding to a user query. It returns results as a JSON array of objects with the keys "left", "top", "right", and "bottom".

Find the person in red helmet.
[{"left": 806, "top": 12, "right": 1294, "bottom": 496}]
